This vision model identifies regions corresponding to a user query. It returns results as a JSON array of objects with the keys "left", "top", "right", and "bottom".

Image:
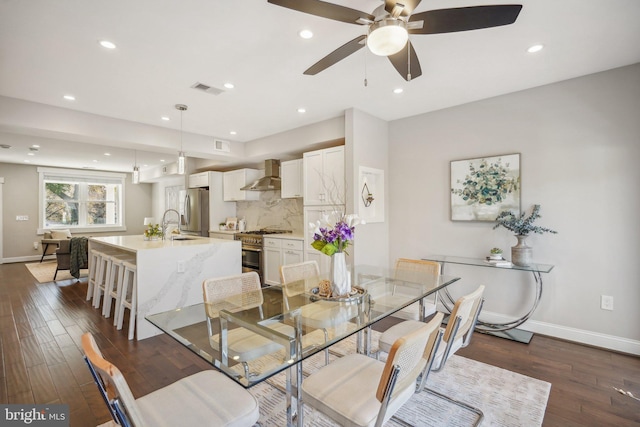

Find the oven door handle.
[{"left": 242, "top": 247, "right": 262, "bottom": 253}]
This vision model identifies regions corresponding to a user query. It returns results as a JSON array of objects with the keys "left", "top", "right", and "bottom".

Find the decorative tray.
[{"left": 308, "top": 286, "right": 367, "bottom": 303}]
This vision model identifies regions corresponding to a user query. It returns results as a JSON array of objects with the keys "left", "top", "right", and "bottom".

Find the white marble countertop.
[
  {"left": 208, "top": 229, "right": 240, "bottom": 235},
  {"left": 90, "top": 235, "right": 234, "bottom": 252}
]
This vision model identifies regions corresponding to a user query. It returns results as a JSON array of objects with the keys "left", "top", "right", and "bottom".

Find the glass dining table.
[{"left": 146, "top": 265, "right": 460, "bottom": 427}]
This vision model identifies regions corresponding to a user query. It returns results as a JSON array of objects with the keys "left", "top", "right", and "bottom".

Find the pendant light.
[
  {"left": 132, "top": 150, "right": 140, "bottom": 184},
  {"left": 175, "top": 104, "right": 188, "bottom": 175}
]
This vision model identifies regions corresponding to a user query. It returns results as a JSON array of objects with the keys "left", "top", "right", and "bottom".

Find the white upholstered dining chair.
[
  {"left": 81, "top": 332, "right": 260, "bottom": 427},
  {"left": 301, "top": 313, "right": 444, "bottom": 427},
  {"left": 379, "top": 284, "right": 486, "bottom": 424},
  {"left": 280, "top": 260, "right": 358, "bottom": 364},
  {"left": 202, "top": 271, "right": 291, "bottom": 379}
]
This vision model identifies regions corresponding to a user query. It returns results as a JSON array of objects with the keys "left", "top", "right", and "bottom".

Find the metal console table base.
[{"left": 425, "top": 255, "right": 554, "bottom": 344}]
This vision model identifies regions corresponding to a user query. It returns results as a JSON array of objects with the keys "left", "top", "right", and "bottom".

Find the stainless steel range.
[{"left": 235, "top": 229, "right": 291, "bottom": 285}]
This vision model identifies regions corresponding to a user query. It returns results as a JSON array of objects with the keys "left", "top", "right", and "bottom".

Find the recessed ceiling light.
[
  {"left": 299, "top": 29, "right": 313, "bottom": 39},
  {"left": 27, "top": 152, "right": 35, "bottom": 156},
  {"left": 527, "top": 44, "right": 544, "bottom": 53},
  {"left": 224, "top": 82, "right": 235, "bottom": 89},
  {"left": 63, "top": 95, "right": 75, "bottom": 101},
  {"left": 104, "top": 152, "right": 111, "bottom": 156},
  {"left": 297, "top": 108, "right": 306, "bottom": 113},
  {"left": 99, "top": 40, "right": 116, "bottom": 49},
  {"left": 93, "top": 160, "right": 98, "bottom": 163},
  {"left": 32, "top": 144, "right": 40, "bottom": 148},
  {"left": 393, "top": 88, "right": 404, "bottom": 94},
  {"left": 160, "top": 159, "right": 166, "bottom": 163},
  {"left": 161, "top": 116, "right": 170, "bottom": 121},
  {"left": 24, "top": 160, "right": 30, "bottom": 163},
  {"left": 230, "top": 131, "right": 237, "bottom": 135}
]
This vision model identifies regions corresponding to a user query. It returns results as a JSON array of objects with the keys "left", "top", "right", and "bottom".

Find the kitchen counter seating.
[{"left": 89, "top": 235, "right": 241, "bottom": 340}]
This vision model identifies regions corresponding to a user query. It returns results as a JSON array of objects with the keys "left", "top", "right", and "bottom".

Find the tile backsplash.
[{"left": 236, "top": 191, "right": 304, "bottom": 234}]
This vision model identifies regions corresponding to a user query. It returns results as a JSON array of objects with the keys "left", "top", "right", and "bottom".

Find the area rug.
[
  {"left": 24, "top": 261, "right": 88, "bottom": 283},
  {"left": 249, "top": 331, "right": 551, "bottom": 427}
]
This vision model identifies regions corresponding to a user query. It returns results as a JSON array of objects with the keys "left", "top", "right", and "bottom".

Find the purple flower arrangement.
[{"left": 310, "top": 213, "right": 362, "bottom": 256}]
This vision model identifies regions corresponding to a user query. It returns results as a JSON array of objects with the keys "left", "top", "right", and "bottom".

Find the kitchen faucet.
[{"left": 161, "top": 209, "right": 181, "bottom": 240}]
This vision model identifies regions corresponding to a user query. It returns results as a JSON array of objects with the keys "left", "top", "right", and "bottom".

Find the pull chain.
[
  {"left": 407, "top": 41, "right": 412, "bottom": 81},
  {"left": 364, "top": 37, "right": 368, "bottom": 87}
]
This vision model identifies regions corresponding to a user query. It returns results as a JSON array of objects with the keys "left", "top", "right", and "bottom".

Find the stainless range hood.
[{"left": 241, "top": 159, "right": 281, "bottom": 191}]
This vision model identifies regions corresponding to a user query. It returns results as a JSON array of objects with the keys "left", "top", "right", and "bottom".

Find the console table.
[{"left": 422, "top": 255, "right": 554, "bottom": 343}]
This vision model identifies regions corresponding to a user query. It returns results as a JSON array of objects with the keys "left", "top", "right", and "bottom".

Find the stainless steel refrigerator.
[{"left": 179, "top": 188, "right": 209, "bottom": 236}]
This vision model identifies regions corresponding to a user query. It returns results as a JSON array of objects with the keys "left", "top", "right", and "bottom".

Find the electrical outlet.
[
  {"left": 16, "top": 215, "right": 29, "bottom": 221},
  {"left": 177, "top": 260, "right": 185, "bottom": 273},
  {"left": 33, "top": 241, "right": 39, "bottom": 250},
  {"left": 601, "top": 295, "right": 614, "bottom": 311}
]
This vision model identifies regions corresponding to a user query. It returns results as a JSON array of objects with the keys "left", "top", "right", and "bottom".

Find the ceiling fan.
[{"left": 268, "top": 0, "right": 523, "bottom": 81}]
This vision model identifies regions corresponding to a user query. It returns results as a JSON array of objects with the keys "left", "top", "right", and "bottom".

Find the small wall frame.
[{"left": 358, "top": 166, "right": 384, "bottom": 223}]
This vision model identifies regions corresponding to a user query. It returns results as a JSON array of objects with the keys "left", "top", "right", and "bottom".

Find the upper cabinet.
[
  {"left": 188, "top": 172, "right": 209, "bottom": 188},
  {"left": 281, "top": 159, "right": 303, "bottom": 199},
  {"left": 223, "top": 169, "right": 261, "bottom": 201},
  {"left": 303, "top": 146, "right": 345, "bottom": 205}
]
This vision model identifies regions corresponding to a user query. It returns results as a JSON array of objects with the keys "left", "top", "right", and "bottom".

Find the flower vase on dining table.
[{"left": 331, "top": 252, "right": 350, "bottom": 297}]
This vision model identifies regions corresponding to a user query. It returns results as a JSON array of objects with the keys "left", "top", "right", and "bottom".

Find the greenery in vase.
[
  {"left": 144, "top": 223, "right": 162, "bottom": 238},
  {"left": 493, "top": 204, "right": 558, "bottom": 236},
  {"left": 451, "top": 157, "right": 519, "bottom": 205},
  {"left": 490, "top": 247, "right": 503, "bottom": 255}
]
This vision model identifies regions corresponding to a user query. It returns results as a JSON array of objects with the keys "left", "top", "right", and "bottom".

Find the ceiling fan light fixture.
[{"left": 367, "top": 18, "right": 408, "bottom": 56}]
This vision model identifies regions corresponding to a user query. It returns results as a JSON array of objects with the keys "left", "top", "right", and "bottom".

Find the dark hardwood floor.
[{"left": 1, "top": 262, "right": 639, "bottom": 426}]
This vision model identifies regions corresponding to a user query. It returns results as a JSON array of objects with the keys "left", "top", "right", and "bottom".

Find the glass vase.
[{"left": 330, "top": 252, "right": 350, "bottom": 297}]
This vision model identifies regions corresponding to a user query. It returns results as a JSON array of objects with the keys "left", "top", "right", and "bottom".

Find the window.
[{"left": 38, "top": 167, "right": 126, "bottom": 233}]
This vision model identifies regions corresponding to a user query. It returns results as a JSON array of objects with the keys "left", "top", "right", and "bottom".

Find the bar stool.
[
  {"left": 86, "top": 249, "right": 101, "bottom": 302},
  {"left": 102, "top": 254, "right": 136, "bottom": 319},
  {"left": 92, "top": 251, "right": 116, "bottom": 309},
  {"left": 116, "top": 261, "right": 137, "bottom": 340}
]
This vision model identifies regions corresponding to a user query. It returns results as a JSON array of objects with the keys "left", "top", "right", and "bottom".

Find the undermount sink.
[{"left": 171, "top": 235, "right": 198, "bottom": 241}]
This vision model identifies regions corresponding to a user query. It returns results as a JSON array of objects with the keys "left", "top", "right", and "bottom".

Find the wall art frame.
[
  {"left": 450, "top": 153, "right": 521, "bottom": 222},
  {"left": 358, "top": 166, "right": 384, "bottom": 223}
]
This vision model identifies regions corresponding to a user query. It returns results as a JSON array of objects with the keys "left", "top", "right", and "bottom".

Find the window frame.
[{"left": 38, "top": 167, "right": 127, "bottom": 234}]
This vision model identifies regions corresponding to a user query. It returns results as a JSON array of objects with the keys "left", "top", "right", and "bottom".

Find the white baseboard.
[
  {"left": 2, "top": 255, "right": 55, "bottom": 264},
  {"left": 478, "top": 309, "right": 640, "bottom": 355}
]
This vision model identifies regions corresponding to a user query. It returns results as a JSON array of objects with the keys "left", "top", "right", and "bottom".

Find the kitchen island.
[{"left": 89, "top": 235, "right": 241, "bottom": 340}]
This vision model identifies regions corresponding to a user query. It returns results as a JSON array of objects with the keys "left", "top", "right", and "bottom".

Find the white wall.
[
  {"left": 346, "top": 109, "right": 390, "bottom": 268},
  {"left": 388, "top": 63, "right": 640, "bottom": 353}
]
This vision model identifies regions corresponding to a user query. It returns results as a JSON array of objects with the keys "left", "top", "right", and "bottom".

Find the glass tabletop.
[
  {"left": 146, "top": 264, "right": 460, "bottom": 388},
  {"left": 423, "top": 255, "right": 554, "bottom": 273}
]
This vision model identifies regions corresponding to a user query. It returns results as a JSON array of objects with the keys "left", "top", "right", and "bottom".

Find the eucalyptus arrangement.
[{"left": 493, "top": 204, "right": 557, "bottom": 236}]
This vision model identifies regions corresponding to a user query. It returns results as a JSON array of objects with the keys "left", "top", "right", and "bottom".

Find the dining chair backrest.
[
  {"left": 376, "top": 314, "right": 441, "bottom": 404},
  {"left": 394, "top": 258, "right": 441, "bottom": 284},
  {"left": 443, "top": 285, "right": 485, "bottom": 344},
  {"left": 280, "top": 260, "right": 319, "bottom": 309},
  {"left": 82, "top": 333, "right": 144, "bottom": 426},
  {"left": 202, "top": 271, "right": 263, "bottom": 319}
]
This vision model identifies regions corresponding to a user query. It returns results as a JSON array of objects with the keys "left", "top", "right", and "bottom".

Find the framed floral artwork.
[{"left": 450, "top": 153, "right": 520, "bottom": 221}]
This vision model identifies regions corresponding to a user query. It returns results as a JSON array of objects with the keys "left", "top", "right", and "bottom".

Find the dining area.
[{"left": 82, "top": 258, "right": 492, "bottom": 427}]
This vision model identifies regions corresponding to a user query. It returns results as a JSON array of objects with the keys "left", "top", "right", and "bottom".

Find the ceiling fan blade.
[
  {"left": 304, "top": 35, "right": 366, "bottom": 75},
  {"left": 387, "top": 41, "right": 422, "bottom": 81},
  {"left": 408, "top": 5, "right": 523, "bottom": 34},
  {"left": 384, "top": 0, "right": 422, "bottom": 17},
  {"left": 268, "top": 0, "right": 374, "bottom": 25}
]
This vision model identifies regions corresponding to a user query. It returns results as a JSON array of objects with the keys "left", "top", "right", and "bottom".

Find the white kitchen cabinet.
[
  {"left": 188, "top": 172, "right": 209, "bottom": 188},
  {"left": 223, "top": 169, "right": 261, "bottom": 201},
  {"left": 281, "top": 159, "right": 303, "bottom": 198},
  {"left": 263, "top": 237, "right": 304, "bottom": 286},
  {"left": 303, "top": 146, "right": 345, "bottom": 205}
]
